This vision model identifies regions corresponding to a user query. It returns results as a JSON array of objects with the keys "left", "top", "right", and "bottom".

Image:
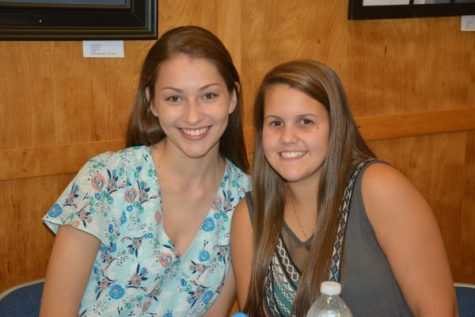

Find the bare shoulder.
[
  {"left": 361, "top": 162, "right": 431, "bottom": 220},
  {"left": 361, "top": 161, "right": 439, "bottom": 246},
  {"left": 361, "top": 162, "right": 416, "bottom": 196}
]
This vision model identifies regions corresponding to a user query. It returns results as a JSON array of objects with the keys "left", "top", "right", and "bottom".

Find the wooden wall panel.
[
  {"left": 461, "top": 131, "right": 475, "bottom": 282},
  {"left": 159, "top": 0, "right": 217, "bottom": 33},
  {"left": 0, "top": 0, "right": 474, "bottom": 301},
  {"left": 0, "top": 175, "right": 73, "bottom": 288},
  {"left": 368, "top": 133, "right": 469, "bottom": 282},
  {"left": 0, "top": 41, "right": 151, "bottom": 149},
  {"left": 0, "top": 140, "right": 124, "bottom": 181},
  {"left": 344, "top": 17, "right": 475, "bottom": 116}
]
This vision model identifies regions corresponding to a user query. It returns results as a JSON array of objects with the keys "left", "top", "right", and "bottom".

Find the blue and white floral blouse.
[{"left": 43, "top": 146, "right": 250, "bottom": 316}]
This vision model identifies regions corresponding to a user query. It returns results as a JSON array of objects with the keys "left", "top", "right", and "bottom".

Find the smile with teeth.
[
  {"left": 280, "top": 151, "right": 306, "bottom": 159},
  {"left": 181, "top": 127, "right": 209, "bottom": 136}
]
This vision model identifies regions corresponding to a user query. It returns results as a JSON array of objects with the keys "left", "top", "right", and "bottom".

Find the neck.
[
  {"left": 288, "top": 180, "right": 319, "bottom": 208},
  {"left": 151, "top": 140, "right": 225, "bottom": 187},
  {"left": 287, "top": 181, "right": 318, "bottom": 234}
]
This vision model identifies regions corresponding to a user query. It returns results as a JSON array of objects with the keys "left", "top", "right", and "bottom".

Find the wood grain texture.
[
  {"left": 460, "top": 131, "right": 475, "bottom": 283},
  {"left": 158, "top": 0, "right": 216, "bottom": 33},
  {"left": 357, "top": 108, "right": 475, "bottom": 140},
  {"left": 0, "top": 140, "right": 124, "bottom": 181},
  {"left": 0, "top": 41, "right": 151, "bottom": 149},
  {"left": 216, "top": 0, "right": 242, "bottom": 73},
  {"left": 0, "top": 175, "right": 73, "bottom": 290}
]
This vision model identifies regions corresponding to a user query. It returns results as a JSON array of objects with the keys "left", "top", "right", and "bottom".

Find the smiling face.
[
  {"left": 262, "top": 84, "right": 330, "bottom": 187},
  {"left": 149, "top": 54, "right": 237, "bottom": 159}
]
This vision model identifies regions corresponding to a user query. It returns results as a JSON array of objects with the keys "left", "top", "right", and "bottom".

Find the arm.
[
  {"left": 203, "top": 268, "right": 236, "bottom": 317},
  {"left": 362, "top": 163, "right": 457, "bottom": 317},
  {"left": 40, "top": 225, "right": 100, "bottom": 317},
  {"left": 230, "top": 198, "right": 253, "bottom": 309}
]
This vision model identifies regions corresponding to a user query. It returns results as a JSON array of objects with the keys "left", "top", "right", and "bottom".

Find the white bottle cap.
[{"left": 320, "top": 281, "right": 342, "bottom": 296}]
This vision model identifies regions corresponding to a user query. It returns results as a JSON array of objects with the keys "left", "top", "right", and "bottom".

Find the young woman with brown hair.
[
  {"left": 40, "top": 25, "right": 250, "bottom": 316},
  {"left": 232, "top": 59, "right": 456, "bottom": 317}
]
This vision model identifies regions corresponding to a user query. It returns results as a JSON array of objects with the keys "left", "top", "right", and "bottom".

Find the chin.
[
  {"left": 284, "top": 177, "right": 306, "bottom": 183},
  {"left": 183, "top": 146, "right": 216, "bottom": 159},
  {"left": 279, "top": 173, "right": 305, "bottom": 183},
  {"left": 276, "top": 168, "right": 316, "bottom": 182},
  {"left": 179, "top": 139, "right": 220, "bottom": 159},
  {"left": 183, "top": 150, "right": 210, "bottom": 159}
]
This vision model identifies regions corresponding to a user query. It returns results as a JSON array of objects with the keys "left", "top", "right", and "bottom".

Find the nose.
[
  {"left": 183, "top": 100, "right": 203, "bottom": 125},
  {"left": 280, "top": 125, "right": 298, "bottom": 144}
]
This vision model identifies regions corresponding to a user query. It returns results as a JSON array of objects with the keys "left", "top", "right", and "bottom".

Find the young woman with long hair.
[
  {"left": 232, "top": 59, "right": 456, "bottom": 317},
  {"left": 40, "top": 25, "right": 250, "bottom": 316}
]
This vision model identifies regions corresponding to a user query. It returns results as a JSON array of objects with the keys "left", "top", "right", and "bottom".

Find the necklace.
[{"left": 289, "top": 198, "right": 312, "bottom": 240}]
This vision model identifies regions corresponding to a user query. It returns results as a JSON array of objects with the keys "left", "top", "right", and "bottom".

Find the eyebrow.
[
  {"left": 160, "top": 83, "right": 221, "bottom": 93},
  {"left": 264, "top": 113, "right": 319, "bottom": 119},
  {"left": 263, "top": 114, "right": 282, "bottom": 120}
]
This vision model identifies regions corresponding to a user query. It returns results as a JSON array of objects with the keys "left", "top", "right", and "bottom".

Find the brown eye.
[
  {"left": 268, "top": 120, "right": 283, "bottom": 127},
  {"left": 166, "top": 96, "right": 180, "bottom": 102},
  {"left": 298, "top": 118, "right": 314, "bottom": 126},
  {"left": 201, "top": 92, "right": 219, "bottom": 102}
]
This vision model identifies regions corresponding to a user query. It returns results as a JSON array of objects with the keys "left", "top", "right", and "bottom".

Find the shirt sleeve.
[{"left": 42, "top": 151, "right": 123, "bottom": 246}]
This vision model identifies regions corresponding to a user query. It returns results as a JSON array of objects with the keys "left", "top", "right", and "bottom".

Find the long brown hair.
[
  {"left": 245, "top": 60, "right": 374, "bottom": 316},
  {"left": 126, "top": 25, "right": 248, "bottom": 172}
]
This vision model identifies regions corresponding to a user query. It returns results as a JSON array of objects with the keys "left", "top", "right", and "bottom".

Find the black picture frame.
[
  {"left": 348, "top": 0, "right": 475, "bottom": 20},
  {"left": 0, "top": 0, "right": 157, "bottom": 40}
]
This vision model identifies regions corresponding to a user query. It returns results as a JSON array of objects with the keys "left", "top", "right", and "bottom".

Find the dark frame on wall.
[
  {"left": 348, "top": 0, "right": 475, "bottom": 20},
  {"left": 0, "top": 0, "right": 157, "bottom": 40}
]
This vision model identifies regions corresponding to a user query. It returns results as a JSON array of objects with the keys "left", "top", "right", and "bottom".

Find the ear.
[
  {"left": 146, "top": 87, "right": 158, "bottom": 118},
  {"left": 228, "top": 82, "right": 240, "bottom": 114},
  {"left": 145, "top": 86, "right": 151, "bottom": 102}
]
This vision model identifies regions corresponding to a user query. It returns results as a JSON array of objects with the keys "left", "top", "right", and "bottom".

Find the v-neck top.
[
  {"left": 246, "top": 160, "right": 412, "bottom": 317},
  {"left": 43, "top": 145, "right": 250, "bottom": 316}
]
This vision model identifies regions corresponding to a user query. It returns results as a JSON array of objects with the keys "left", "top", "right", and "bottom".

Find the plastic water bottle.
[
  {"left": 231, "top": 313, "right": 248, "bottom": 317},
  {"left": 306, "top": 281, "right": 353, "bottom": 317}
]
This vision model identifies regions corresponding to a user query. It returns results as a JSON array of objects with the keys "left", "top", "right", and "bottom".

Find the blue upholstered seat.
[
  {"left": 455, "top": 283, "right": 475, "bottom": 317},
  {"left": 0, "top": 279, "right": 44, "bottom": 317}
]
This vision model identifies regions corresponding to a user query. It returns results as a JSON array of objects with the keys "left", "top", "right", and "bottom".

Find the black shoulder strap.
[
  {"left": 245, "top": 191, "right": 255, "bottom": 224},
  {"left": 329, "top": 159, "right": 376, "bottom": 282}
]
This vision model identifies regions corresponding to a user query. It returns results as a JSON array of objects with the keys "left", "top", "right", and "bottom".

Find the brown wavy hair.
[
  {"left": 126, "top": 25, "right": 248, "bottom": 172},
  {"left": 245, "top": 60, "right": 374, "bottom": 316}
]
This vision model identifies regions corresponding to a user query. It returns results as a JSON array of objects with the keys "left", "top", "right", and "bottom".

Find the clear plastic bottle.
[{"left": 306, "top": 281, "right": 353, "bottom": 317}]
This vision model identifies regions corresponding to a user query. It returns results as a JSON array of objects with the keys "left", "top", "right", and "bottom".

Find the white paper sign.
[
  {"left": 83, "top": 41, "right": 124, "bottom": 58},
  {"left": 461, "top": 16, "right": 475, "bottom": 32}
]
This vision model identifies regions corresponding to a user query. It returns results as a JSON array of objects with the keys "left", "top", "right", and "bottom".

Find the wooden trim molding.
[
  {"left": 1, "top": 108, "right": 474, "bottom": 181},
  {"left": 0, "top": 139, "right": 124, "bottom": 181},
  {"left": 356, "top": 108, "right": 475, "bottom": 141}
]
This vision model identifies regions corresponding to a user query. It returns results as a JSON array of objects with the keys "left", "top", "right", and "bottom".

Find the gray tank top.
[
  {"left": 341, "top": 161, "right": 413, "bottom": 316},
  {"left": 247, "top": 161, "right": 413, "bottom": 316}
]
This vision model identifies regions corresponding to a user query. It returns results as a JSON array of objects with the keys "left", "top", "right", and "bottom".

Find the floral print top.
[{"left": 43, "top": 146, "right": 250, "bottom": 316}]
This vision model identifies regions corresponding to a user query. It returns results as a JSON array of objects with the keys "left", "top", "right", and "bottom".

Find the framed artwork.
[
  {"left": 348, "top": 0, "right": 475, "bottom": 20},
  {"left": 0, "top": 0, "right": 157, "bottom": 40}
]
